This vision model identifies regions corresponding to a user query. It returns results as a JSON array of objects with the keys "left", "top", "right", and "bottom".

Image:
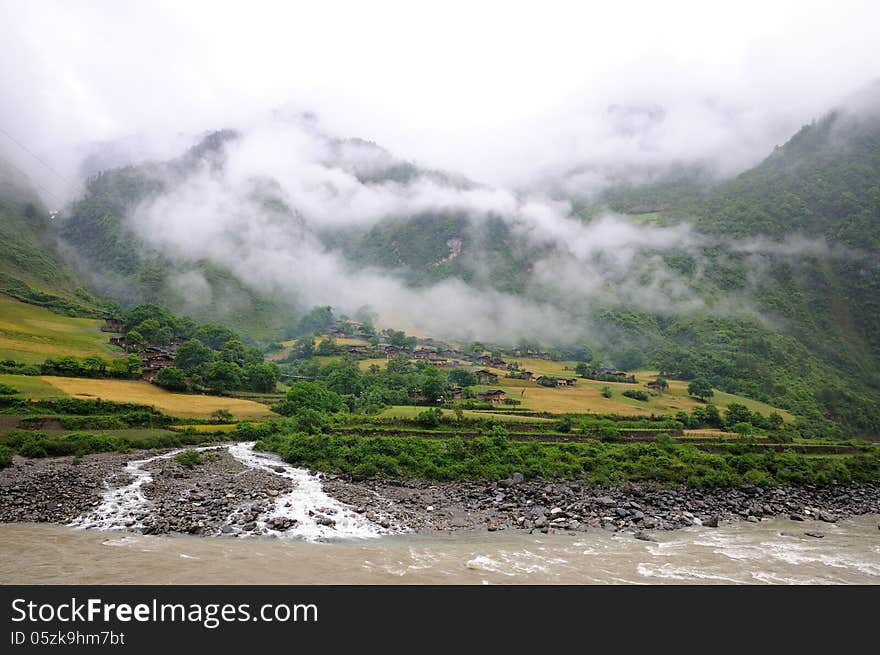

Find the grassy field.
[
  {"left": 478, "top": 361, "right": 793, "bottom": 419},
  {"left": 171, "top": 423, "right": 240, "bottom": 433},
  {"left": 378, "top": 405, "right": 553, "bottom": 423},
  {"left": 40, "top": 377, "right": 276, "bottom": 419},
  {"left": 0, "top": 295, "right": 120, "bottom": 364},
  {"left": 0, "top": 373, "right": 66, "bottom": 399}
]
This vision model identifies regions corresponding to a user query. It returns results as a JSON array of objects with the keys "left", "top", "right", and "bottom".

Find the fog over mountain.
[
  {"left": 2, "top": 1, "right": 879, "bottom": 195},
  {"left": 2, "top": 0, "right": 879, "bottom": 344}
]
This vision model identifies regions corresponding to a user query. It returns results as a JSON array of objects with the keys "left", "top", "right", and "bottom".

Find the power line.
[{"left": 0, "top": 126, "right": 72, "bottom": 184}]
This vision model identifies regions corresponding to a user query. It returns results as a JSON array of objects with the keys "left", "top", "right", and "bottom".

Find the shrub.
[
  {"left": 0, "top": 445, "right": 12, "bottom": 468},
  {"left": 731, "top": 422, "right": 754, "bottom": 435},
  {"left": 598, "top": 426, "right": 621, "bottom": 442},
  {"left": 416, "top": 407, "right": 444, "bottom": 428},
  {"left": 601, "top": 386, "right": 613, "bottom": 399},
  {"left": 17, "top": 435, "right": 48, "bottom": 458},
  {"left": 0, "top": 383, "right": 18, "bottom": 395},
  {"left": 155, "top": 367, "right": 189, "bottom": 391},
  {"left": 622, "top": 389, "right": 650, "bottom": 402},
  {"left": 174, "top": 450, "right": 202, "bottom": 468},
  {"left": 555, "top": 416, "right": 574, "bottom": 433}
]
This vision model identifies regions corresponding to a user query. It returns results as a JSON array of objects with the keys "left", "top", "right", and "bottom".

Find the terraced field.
[{"left": 40, "top": 377, "right": 276, "bottom": 420}]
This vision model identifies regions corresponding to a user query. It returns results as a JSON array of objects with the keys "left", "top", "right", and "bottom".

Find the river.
[{"left": 1, "top": 516, "right": 878, "bottom": 584}]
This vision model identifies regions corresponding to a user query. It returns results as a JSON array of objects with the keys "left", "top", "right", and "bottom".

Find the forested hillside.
[{"left": 3, "top": 100, "right": 879, "bottom": 437}]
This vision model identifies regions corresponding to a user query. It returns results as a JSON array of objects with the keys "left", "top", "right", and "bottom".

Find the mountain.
[
  {"left": 0, "top": 160, "right": 106, "bottom": 316},
  {"left": 3, "top": 97, "right": 880, "bottom": 437}
]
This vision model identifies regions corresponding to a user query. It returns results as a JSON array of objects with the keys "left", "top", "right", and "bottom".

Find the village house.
[
  {"left": 476, "top": 389, "right": 506, "bottom": 404},
  {"left": 101, "top": 318, "right": 124, "bottom": 333},
  {"left": 108, "top": 335, "right": 125, "bottom": 348},
  {"left": 347, "top": 344, "right": 369, "bottom": 356},
  {"left": 427, "top": 355, "right": 448, "bottom": 367},
  {"left": 445, "top": 387, "right": 463, "bottom": 401},
  {"left": 141, "top": 347, "right": 175, "bottom": 382},
  {"left": 556, "top": 377, "right": 577, "bottom": 387},
  {"left": 475, "top": 369, "right": 499, "bottom": 384}
]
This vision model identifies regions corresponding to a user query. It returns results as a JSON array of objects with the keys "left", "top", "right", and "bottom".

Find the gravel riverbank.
[{"left": 1, "top": 447, "right": 878, "bottom": 538}]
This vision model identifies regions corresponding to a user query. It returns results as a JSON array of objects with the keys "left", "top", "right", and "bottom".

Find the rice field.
[{"left": 39, "top": 377, "right": 276, "bottom": 419}]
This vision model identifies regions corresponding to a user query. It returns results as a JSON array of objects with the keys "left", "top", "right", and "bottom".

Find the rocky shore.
[
  {"left": 323, "top": 474, "right": 880, "bottom": 536},
  {"left": 1, "top": 448, "right": 879, "bottom": 539}
]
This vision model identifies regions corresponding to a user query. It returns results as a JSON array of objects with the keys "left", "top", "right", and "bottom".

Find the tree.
[
  {"left": 219, "top": 339, "right": 246, "bottom": 364},
  {"left": 244, "top": 362, "right": 280, "bottom": 392},
  {"left": 175, "top": 339, "right": 214, "bottom": 373},
  {"left": 323, "top": 359, "right": 363, "bottom": 396},
  {"left": 601, "top": 386, "right": 613, "bottom": 398},
  {"left": 574, "top": 362, "right": 591, "bottom": 377},
  {"left": 194, "top": 324, "right": 238, "bottom": 350},
  {"left": 386, "top": 329, "right": 409, "bottom": 348},
  {"left": 290, "top": 336, "right": 315, "bottom": 360},
  {"left": 81, "top": 355, "right": 108, "bottom": 376},
  {"left": 204, "top": 361, "right": 242, "bottom": 393},
  {"left": 274, "top": 381, "right": 344, "bottom": 416},
  {"left": 653, "top": 376, "right": 669, "bottom": 392},
  {"left": 135, "top": 318, "right": 162, "bottom": 342},
  {"left": 448, "top": 369, "right": 478, "bottom": 387},
  {"left": 155, "top": 367, "right": 188, "bottom": 391},
  {"left": 687, "top": 378, "right": 714, "bottom": 401},
  {"left": 724, "top": 403, "right": 753, "bottom": 428},
  {"left": 125, "top": 329, "right": 145, "bottom": 350},
  {"left": 109, "top": 354, "right": 142, "bottom": 379},
  {"left": 470, "top": 342, "right": 485, "bottom": 354}
]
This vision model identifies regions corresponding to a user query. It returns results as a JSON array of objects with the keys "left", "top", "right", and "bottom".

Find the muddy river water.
[{"left": 1, "top": 515, "right": 877, "bottom": 584}]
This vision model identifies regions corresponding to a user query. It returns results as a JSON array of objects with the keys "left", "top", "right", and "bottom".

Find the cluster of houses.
[
  {"left": 475, "top": 389, "right": 507, "bottom": 404},
  {"left": 104, "top": 319, "right": 179, "bottom": 383},
  {"left": 580, "top": 366, "right": 637, "bottom": 384}
]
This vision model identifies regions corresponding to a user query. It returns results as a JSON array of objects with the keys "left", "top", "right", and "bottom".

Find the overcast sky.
[{"left": 2, "top": 0, "right": 879, "bottom": 196}]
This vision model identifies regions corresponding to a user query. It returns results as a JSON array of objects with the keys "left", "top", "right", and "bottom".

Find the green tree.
[
  {"left": 244, "top": 362, "right": 280, "bottom": 392},
  {"left": 175, "top": 339, "right": 214, "bottom": 373},
  {"left": 448, "top": 369, "right": 478, "bottom": 387},
  {"left": 81, "top": 355, "right": 108, "bottom": 376},
  {"left": 687, "top": 378, "right": 714, "bottom": 401},
  {"left": 204, "top": 360, "right": 242, "bottom": 393},
  {"left": 220, "top": 339, "right": 246, "bottom": 364},
  {"left": 274, "top": 381, "right": 344, "bottom": 416},
  {"left": 724, "top": 403, "right": 753, "bottom": 427},
  {"left": 136, "top": 318, "right": 162, "bottom": 342},
  {"left": 109, "top": 354, "right": 142, "bottom": 378},
  {"left": 194, "top": 324, "right": 238, "bottom": 350},
  {"left": 155, "top": 367, "right": 188, "bottom": 391},
  {"left": 125, "top": 329, "right": 145, "bottom": 350}
]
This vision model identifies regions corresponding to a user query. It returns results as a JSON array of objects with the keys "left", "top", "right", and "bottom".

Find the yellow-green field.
[
  {"left": 40, "top": 377, "right": 276, "bottom": 419},
  {"left": 0, "top": 295, "right": 121, "bottom": 364},
  {"left": 0, "top": 373, "right": 66, "bottom": 399},
  {"left": 378, "top": 405, "right": 553, "bottom": 423},
  {"left": 484, "top": 359, "right": 793, "bottom": 419},
  {"left": 171, "top": 423, "right": 240, "bottom": 433}
]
